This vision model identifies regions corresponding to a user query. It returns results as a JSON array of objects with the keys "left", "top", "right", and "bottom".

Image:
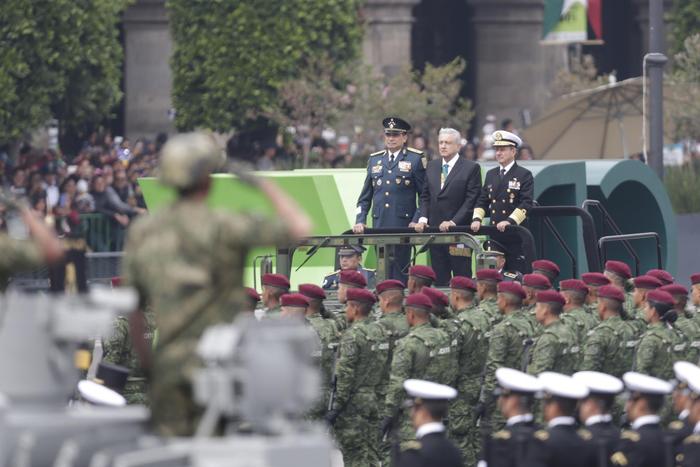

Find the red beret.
[
  {"left": 522, "top": 273, "right": 551, "bottom": 290},
  {"left": 646, "top": 269, "right": 674, "bottom": 285},
  {"left": 110, "top": 276, "right": 122, "bottom": 288},
  {"left": 476, "top": 269, "right": 504, "bottom": 282},
  {"left": 299, "top": 283, "right": 326, "bottom": 300},
  {"left": 409, "top": 265, "right": 437, "bottom": 282},
  {"left": 597, "top": 285, "right": 625, "bottom": 302},
  {"left": 532, "top": 259, "right": 560, "bottom": 276},
  {"left": 280, "top": 293, "right": 309, "bottom": 308},
  {"left": 536, "top": 290, "right": 566, "bottom": 306},
  {"left": 646, "top": 289, "right": 675, "bottom": 306},
  {"left": 422, "top": 287, "right": 449, "bottom": 308},
  {"left": 339, "top": 270, "right": 367, "bottom": 288},
  {"left": 245, "top": 287, "right": 260, "bottom": 302},
  {"left": 605, "top": 260, "right": 632, "bottom": 280},
  {"left": 659, "top": 284, "right": 688, "bottom": 297},
  {"left": 692, "top": 273, "right": 700, "bottom": 285},
  {"left": 405, "top": 293, "right": 433, "bottom": 311},
  {"left": 346, "top": 288, "right": 377, "bottom": 304},
  {"left": 262, "top": 273, "right": 291, "bottom": 290},
  {"left": 581, "top": 272, "right": 610, "bottom": 287},
  {"left": 375, "top": 279, "right": 405, "bottom": 295},
  {"left": 498, "top": 281, "right": 526, "bottom": 300},
  {"left": 450, "top": 276, "right": 477, "bottom": 291},
  {"left": 633, "top": 275, "right": 663, "bottom": 290},
  {"left": 559, "top": 279, "right": 589, "bottom": 294}
]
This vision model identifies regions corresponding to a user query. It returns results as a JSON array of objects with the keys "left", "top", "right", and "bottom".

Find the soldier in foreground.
[
  {"left": 527, "top": 290, "right": 579, "bottom": 375},
  {"left": 393, "top": 379, "right": 462, "bottom": 467},
  {"left": 123, "top": 132, "right": 311, "bottom": 436},
  {"left": 678, "top": 364, "right": 700, "bottom": 467}
]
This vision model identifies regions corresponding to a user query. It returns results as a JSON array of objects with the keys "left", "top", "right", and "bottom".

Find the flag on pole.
[{"left": 542, "top": 0, "right": 603, "bottom": 44}]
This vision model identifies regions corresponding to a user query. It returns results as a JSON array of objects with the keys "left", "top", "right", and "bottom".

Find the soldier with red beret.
[
  {"left": 627, "top": 275, "right": 664, "bottom": 337},
  {"left": 635, "top": 290, "right": 678, "bottom": 380},
  {"left": 476, "top": 269, "right": 504, "bottom": 327},
  {"left": 422, "top": 286, "right": 461, "bottom": 384},
  {"left": 521, "top": 273, "right": 552, "bottom": 334},
  {"left": 646, "top": 269, "right": 674, "bottom": 286},
  {"left": 261, "top": 273, "right": 291, "bottom": 319},
  {"left": 690, "top": 273, "right": 700, "bottom": 319},
  {"left": 559, "top": 279, "right": 598, "bottom": 348},
  {"left": 660, "top": 284, "right": 700, "bottom": 363},
  {"left": 407, "top": 265, "right": 437, "bottom": 294},
  {"left": 244, "top": 287, "right": 260, "bottom": 313},
  {"left": 581, "top": 272, "right": 610, "bottom": 318},
  {"left": 337, "top": 269, "right": 368, "bottom": 307},
  {"left": 580, "top": 285, "right": 636, "bottom": 377},
  {"left": 532, "top": 259, "right": 560, "bottom": 283},
  {"left": 527, "top": 290, "right": 579, "bottom": 376},
  {"left": 279, "top": 293, "right": 310, "bottom": 318}
]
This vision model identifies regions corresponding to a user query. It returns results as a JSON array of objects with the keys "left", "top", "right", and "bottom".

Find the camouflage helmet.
[{"left": 159, "top": 132, "right": 224, "bottom": 189}]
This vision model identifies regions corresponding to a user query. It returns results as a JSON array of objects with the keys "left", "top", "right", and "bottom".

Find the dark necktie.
[
  {"left": 390, "top": 154, "right": 395, "bottom": 163},
  {"left": 500, "top": 168, "right": 506, "bottom": 179}
]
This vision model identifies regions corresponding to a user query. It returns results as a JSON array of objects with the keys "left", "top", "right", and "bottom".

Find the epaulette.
[
  {"left": 534, "top": 430, "right": 549, "bottom": 441},
  {"left": 669, "top": 420, "right": 685, "bottom": 431},
  {"left": 492, "top": 430, "right": 511, "bottom": 440},
  {"left": 683, "top": 434, "right": 700, "bottom": 444},
  {"left": 370, "top": 150, "right": 385, "bottom": 157},
  {"left": 324, "top": 270, "right": 341, "bottom": 277},
  {"left": 365, "top": 268, "right": 376, "bottom": 273},
  {"left": 578, "top": 428, "right": 592, "bottom": 441},
  {"left": 400, "top": 440, "right": 421, "bottom": 451},
  {"left": 504, "top": 271, "right": 518, "bottom": 279},
  {"left": 610, "top": 451, "right": 629, "bottom": 466},
  {"left": 620, "top": 430, "right": 640, "bottom": 442},
  {"left": 406, "top": 147, "right": 424, "bottom": 155}
]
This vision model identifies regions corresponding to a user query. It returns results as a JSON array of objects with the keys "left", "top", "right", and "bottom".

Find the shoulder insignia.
[
  {"left": 578, "top": 429, "right": 592, "bottom": 440},
  {"left": 400, "top": 440, "right": 421, "bottom": 451},
  {"left": 370, "top": 150, "right": 385, "bottom": 157},
  {"left": 534, "top": 430, "right": 549, "bottom": 441},
  {"left": 620, "top": 430, "right": 640, "bottom": 442},
  {"left": 365, "top": 268, "right": 376, "bottom": 273},
  {"left": 611, "top": 451, "right": 628, "bottom": 466},
  {"left": 669, "top": 420, "right": 684, "bottom": 430},
  {"left": 492, "top": 430, "right": 511, "bottom": 440},
  {"left": 407, "top": 147, "right": 424, "bottom": 155},
  {"left": 504, "top": 272, "right": 518, "bottom": 279},
  {"left": 683, "top": 434, "right": 700, "bottom": 444}
]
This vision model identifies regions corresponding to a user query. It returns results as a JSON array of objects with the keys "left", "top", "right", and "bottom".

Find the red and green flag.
[{"left": 542, "top": 0, "right": 603, "bottom": 44}]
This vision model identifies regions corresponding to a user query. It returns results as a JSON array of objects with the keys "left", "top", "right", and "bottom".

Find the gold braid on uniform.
[
  {"left": 508, "top": 208, "right": 527, "bottom": 225},
  {"left": 473, "top": 208, "right": 485, "bottom": 221}
]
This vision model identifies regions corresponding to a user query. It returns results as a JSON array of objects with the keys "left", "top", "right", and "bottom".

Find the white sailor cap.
[
  {"left": 538, "top": 372, "right": 589, "bottom": 400},
  {"left": 622, "top": 372, "right": 673, "bottom": 395},
  {"left": 573, "top": 371, "right": 624, "bottom": 396},
  {"left": 674, "top": 361, "right": 700, "bottom": 395},
  {"left": 77, "top": 379, "right": 127, "bottom": 407},
  {"left": 491, "top": 130, "right": 522, "bottom": 148},
  {"left": 495, "top": 367, "right": 543, "bottom": 395},
  {"left": 403, "top": 379, "right": 457, "bottom": 401}
]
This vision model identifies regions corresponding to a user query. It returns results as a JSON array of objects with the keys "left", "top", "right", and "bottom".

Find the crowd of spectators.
[{"left": 0, "top": 132, "right": 163, "bottom": 250}]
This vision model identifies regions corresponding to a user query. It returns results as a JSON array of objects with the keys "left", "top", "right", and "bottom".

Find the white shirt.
[
  {"left": 695, "top": 421, "right": 700, "bottom": 434},
  {"left": 585, "top": 414, "right": 613, "bottom": 426},
  {"left": 507, "top": 413, "right": 534, "bottom": 426},
  {"left": 416, "top": 422, "right": 445, "bottom": 439},
  {"left": 388, "top": 150, "right": 401, "bottom": 161},
  {"left": 548, "top": 416, "right": 576, "bottom": 428},
  {"left": 631, "top": 414, "right": 660, "bottom": 430},
  {"left": 680, "top": 409, "right": 689, "bottom": 421},
  {"left": 499, "top": 159, "right": 516, "bottom": 175}
]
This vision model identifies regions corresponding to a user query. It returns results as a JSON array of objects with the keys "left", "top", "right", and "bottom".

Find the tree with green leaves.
[
  {"left": 167, "top": 0, "right": 364, "bottom": 133},
  {"left": 670, "top": 0, "right": 700, "bottom": 55},
  {"left": 0, "top": 0, "right": 128, "bottom": 148}
]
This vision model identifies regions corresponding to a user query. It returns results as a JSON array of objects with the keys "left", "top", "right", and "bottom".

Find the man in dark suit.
[
  {"left": 471, "top": 130, "right": 534, "bottom": 273},
  {"left": 393, "top": 379, "right": 462, "bottom": 467},
  {"left": 415, "top": 128, "right": 481, "bottom": 286},
  {"left": 354, "top": 117, "right": 426, "bottom": 282}
]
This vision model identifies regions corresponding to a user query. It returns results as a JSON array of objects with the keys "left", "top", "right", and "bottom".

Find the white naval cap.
[
  {"left": 496, "top": 367, "right": 543, "bottom": 394},
  {"left": 77, "top": 380, "right": 127, "bottom": 407},
  {"left": 491, "top": 130, "right": 522, "bottom": 148},
  {"left": 622, "top": 372, "right": 673, "bottom": 395},
  {"left": 674, "top": 361, "right": 700, "bottom": 394},
  {"left": 403, "top": 379, "right": 457, "bottom": 401},
  {"left": 538, "top": 372, "right": 589, "bottom": 399},
  {"left": 573, "top": 371, "right": 624, "bottom": 396}
]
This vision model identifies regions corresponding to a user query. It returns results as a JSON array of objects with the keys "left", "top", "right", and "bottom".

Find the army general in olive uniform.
[{"left": 123, "top": 133, "right": 311, "bottom": 436}]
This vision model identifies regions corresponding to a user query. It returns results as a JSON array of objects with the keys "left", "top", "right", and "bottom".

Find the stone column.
[
  {"left": 123, "top": 0, "right": 175, "bottom": 139},
  {"left": 362, "top": 0, "right": 421, "bottom": 76},
  {"left": 467, "top": 0, "right": 567, "bottom": 128}
]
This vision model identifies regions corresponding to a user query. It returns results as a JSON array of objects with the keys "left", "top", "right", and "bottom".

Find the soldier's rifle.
[{"left": 327, "top": 343, "right": 340, "bottom": 413}]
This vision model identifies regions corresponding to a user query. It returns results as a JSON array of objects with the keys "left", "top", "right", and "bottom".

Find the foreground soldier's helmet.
[{"left": 159, "top": 132, "right": 224, "bottom": 189}]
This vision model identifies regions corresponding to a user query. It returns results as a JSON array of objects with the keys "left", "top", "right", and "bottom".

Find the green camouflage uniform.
[
  {"left": 527, "top": 319, "right": 579, "bottom": 375},
  {"left": 123, "top": 200, "right": 289, "bottom": 436},
  {"left": 635, "top": 322, "right": 676, "bottom": 380},
  {"left": 332, "top": 318, "right": 388, "bottom": 467},
  {"left": 384, "top": 322, "right": 453, "bottom": 445},
  {"left": 673, "top": 315, "right": 700, "bottom": 363},
  {"left": 102, "top": 310, "right": 157, "bottom": 404},
  {"left": 561, "top": 306, "right": 598, "bottom": 347},
  {"left": 306, "top": 313, "right": 340, "bottom": 419},
  {"left": 479, "top": 296, "right": 502, "bottom": 327},
  {"left": 522, "top": 303, "right": 543, "bottom": 337},
  {"left": 481, "top": 310, "right": 536, "bottom": 428},
  {"left": 0, "top": 235, "right": 42, "bottom": 291},
  {"left": 450, "top": 304, "right": 492, "bottom": 465},
  {"left": 580, "top": 315, "right": 636, "bottom": 377},
  {"left": 437, "top": 314, "right": 463, "bottom": 388},
  {"left": 625, "top": 305, "right": 648, "bottom": 337}
]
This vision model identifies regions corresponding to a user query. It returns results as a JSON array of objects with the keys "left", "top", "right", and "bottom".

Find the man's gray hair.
[{"left": 438, "top": 128, "right": 461, "bottom": 144}]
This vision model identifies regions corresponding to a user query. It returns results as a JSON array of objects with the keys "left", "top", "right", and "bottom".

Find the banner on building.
[{"left": 542, "top": 0, "right": 603, "bottom": 44}]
